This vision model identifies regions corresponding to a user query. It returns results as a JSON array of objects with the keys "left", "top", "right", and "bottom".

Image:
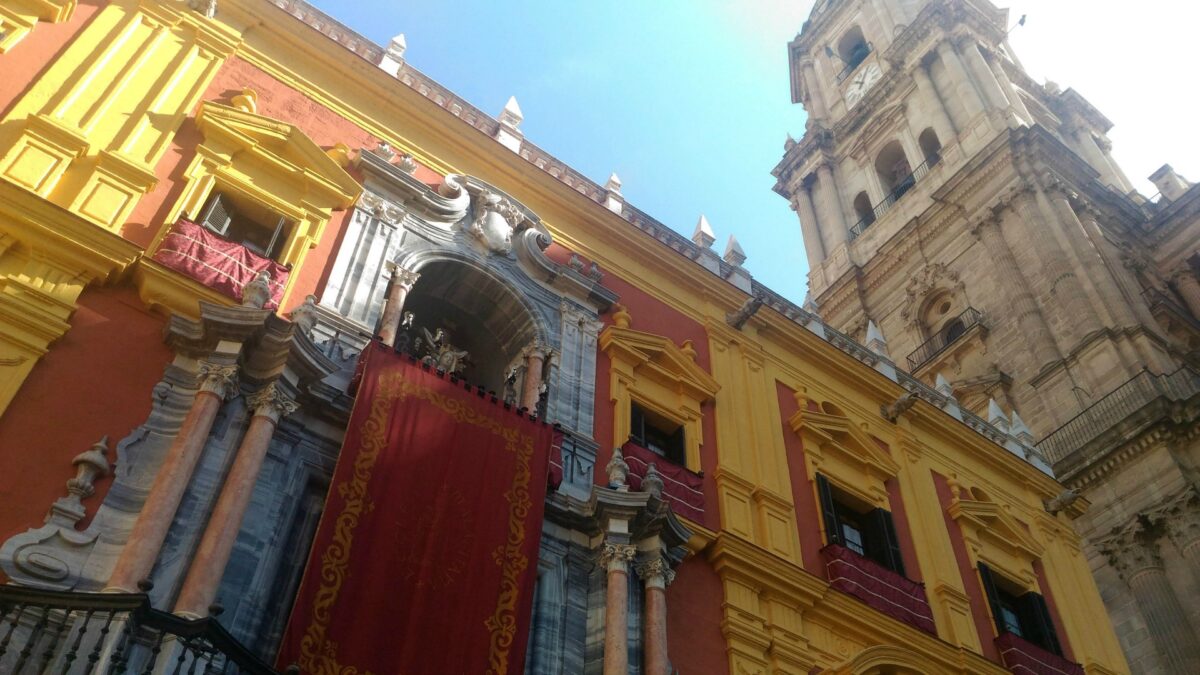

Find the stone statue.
[
  {"left": 421, "top": 327, "right": 469, "bottom": 375},
  {"left": 241, "top": 270, "right": 272, "bottom": 309},
  {"left": 502, "top": 366, "right": 519, "bottom": 406}
]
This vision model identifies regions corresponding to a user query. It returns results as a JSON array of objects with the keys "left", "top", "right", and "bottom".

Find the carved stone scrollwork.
[
  {"left": 358, "top": 191, "right": 407, "bottom": 226},
  {"left": 197, "top": 362, "right": 239, "bottom": 400},
  {"left": 0, "top": 438, "right": 113, "bottom": 589},
  {"left": 247, "top": 382, "right": 300, "bottom": 423},
  {"left": 471, "top": 188, "right": 525, "bottom": 254},
  {"left": 597, "top": 542, "right": 637, "bottom": 572},
  {"left": 1101, "top": 520, "right": 1163, "bottom": 583}
]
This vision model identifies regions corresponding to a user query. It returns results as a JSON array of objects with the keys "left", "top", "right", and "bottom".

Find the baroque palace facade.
[
  {"left": 0, "top": 0, "right": 1136, "bottom": 674},
  {"left": 775, "top": 0, "right": 1200, "bottom": 673}
]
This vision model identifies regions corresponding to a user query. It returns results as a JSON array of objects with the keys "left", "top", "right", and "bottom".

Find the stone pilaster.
[
  {"left": 911, "top": 63, "right": 957, "bottom": 140},
  {"left": 1104, "top": 524, "right": 1200, "bottom": 674},
  {"left": 377, "top": 265, "right": 420, "bottom": 347},
  {"left": 173, "top": 381, "right": 299, "bottom": 618},
  {"left": 935, "top": 40, "right": 985, "bottom": 123},
  {"left": 599, "top": 541, "right": 637, "bottom": 675},
  {"left": 636, "top": 555, "right": 675, "bottom": 675},
  {"left": 1170, "top": 265, "right": 1200, "bottom": 320},
  {"left": 814, "top": 163, "right": 847, "bottom": 251},
  {"left": 105, "top": 361, "right": 239, "bottom": 593}
]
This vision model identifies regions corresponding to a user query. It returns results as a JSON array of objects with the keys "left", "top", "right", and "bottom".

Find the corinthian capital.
[
  {"left": 246, "top": 382, "right": 300, "bottom": 423},
  {"left": 635, "top": 556, "right": 676, "bottom": 589},
  {"left": 389, "top": 264, "right": 421, "bottom": 291},
  {"left": 197, "top": 362, "right": 239, "bottom": 400},
  {"left": 1101, "top": 521, "right": 1164, "bottom": 583},
  {"left": 597, "top": 542, "right": 637, "bottom": 572}
]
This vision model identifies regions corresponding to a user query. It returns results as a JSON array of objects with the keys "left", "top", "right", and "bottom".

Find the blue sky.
[{"left": 308, "top": 1, "right": 1200, "bottom": 306}]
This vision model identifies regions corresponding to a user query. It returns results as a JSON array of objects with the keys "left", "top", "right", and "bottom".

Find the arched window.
[
  {"left": 853, "top": 191, "right": 875, "bottom": 227},
  {"left": 836, "top": 27, "right": 871, "bottom": 72},
  {"left": 875, "top": 141, "right": 913, "bottom": 197},
  {"left": 918, "top": 128, "right": 942, "bottom": 166}
]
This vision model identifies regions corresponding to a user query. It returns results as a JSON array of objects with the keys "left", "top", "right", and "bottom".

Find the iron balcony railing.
[
  {"left": 906, "top": 307, "right": 984, "bottom": 371},
  {"left": 1037, "top": 367, "right": 1200, "bottom": 466},
  {"left": 0, "top": 584, "right": 284, "bottom": 675},
  {"left": 834, "top": 44, "right": 873, "bottom": 83},
  {"left": 849, "top": 155, "right": 939, "bottom": 241}
]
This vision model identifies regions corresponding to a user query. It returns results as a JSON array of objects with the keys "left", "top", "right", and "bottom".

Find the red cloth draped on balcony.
[
  {"left": 996, "top": 632, "right": 1085, "bottom": 675},
  {"left": 822, "top": 543, "right": 936, "bottom": 634},
  {"left": 621, "top": 440, "right": 705, "bottom": 521},
  {"left": 277, "top": 343, "right": 557, "bottom": 675},
  {"left": 151, "top": 219, "right": 289, "bottom": 308}
]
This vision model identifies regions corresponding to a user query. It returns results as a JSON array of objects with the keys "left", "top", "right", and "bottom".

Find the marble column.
[
  {"left": 791, "top": 188, "right": 825, "bottom": 269},
  {"left": 1107, "top": 529, "right": 1200, "bottom": 674},
  {"left": 935, "top": 40, "right": 985, "bottom": 123},
  {"left": 377, "top": 265, "right": 420, "bottom": 347},
  {"left": 1171, "top": 265, "right": 1200, "bottom": 320},
  {"left": 637, "top": 556, "right": 675, "bottom": 675},
  {"left": 973, "top": 216, "right": 1059, "bottom": 368},
  {"left": 174, "top": 382, "right": 298, "bottom": 618},
  {"left": 600, "top": 541, "right": 637, "bottom": 675},
  {"left": 106, "top": 362, "right": 239, "bottom": 593},
  {"left": 911, "top": 63, "right": 957, "bottom": 140},
  {"left": 521, "top": 342, "right": 550, "bottom": 413},
  {"left": 816, "top": 163, "right": 847, "bottom": 249}
]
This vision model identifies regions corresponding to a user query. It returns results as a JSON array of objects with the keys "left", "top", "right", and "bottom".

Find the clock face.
[{"left": 844, "top": 63, "right": 883, "bottom": 110}]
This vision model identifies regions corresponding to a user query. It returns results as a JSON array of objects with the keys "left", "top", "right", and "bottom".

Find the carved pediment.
[
  {"left": 789, "top": 406, "right": 900, "bottom": 486},
  {"left": 949, "top": 494, "right": 1043, "bottom": 585},
  {"left": 195, "top": 100, "right": 361, "bottom": 210},
  {"left": 599, "top": 326, "right": 719, "bottom": 403}
]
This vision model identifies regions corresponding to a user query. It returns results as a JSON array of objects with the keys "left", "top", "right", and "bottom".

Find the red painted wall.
[
  {"left": 0, "top": 286, "right": 171, "bottom": 581},
  {"left": 776, "top": 381, "right": 824, "bottom": 576},
  {"left": 0, "top": 1, "right": 104, "bottom": 119},
  {"left": 667, "top": 556, "right": 730, "bottom": 675},
  {"left": 933, "top": 471, "right": 999, "bottom": 661},
  {"left": 884, "top": 476, "right": 922, "bottom": 583}
]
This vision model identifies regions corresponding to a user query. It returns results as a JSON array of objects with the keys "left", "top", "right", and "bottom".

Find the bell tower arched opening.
[{"left": 875, "top": 141, "right": 913, "bottom": 196}]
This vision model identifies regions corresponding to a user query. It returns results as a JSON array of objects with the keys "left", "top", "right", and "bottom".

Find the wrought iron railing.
[
  {"left": 0, "top": 584, "right": 284, "bottom": 675},
  {"left": 906, "top": 307, "right": 984, "bottom": 371},
  {"left": 834, "top": 44, "right": 873, "bottom": 83},
  {"left": 1037, "top": 367, "right": 1200, "bottom": 466},
  {"left": 849, "top": 156, "right": 938, "bottom": 241}
]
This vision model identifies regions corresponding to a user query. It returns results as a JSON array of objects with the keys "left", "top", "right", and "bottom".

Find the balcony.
[
  {"left": 848, "top": 156, "right": 938, "bottom": 241},
  {"left": 0, "top": 584, "right": 282, "bottom": 674},
  {"left": 621, "top": 440, "right": 705, "bottom": 521},
  {"left": 995, "top": 631, "right": 1084, "bottom": 675},
  {"left": 906, "top": 307, "right": 985, "bottom": 371},
  {"left": 821, "top": 544, "right": 936, "bottom": 635},
  {"left": 152, "top": 219, "right": 291, "bottom": 309},
  {"left": 1037, "top": 367, "right": 1200, "bottom": 470},
  {"left": 834, "top": 43, "right": 873, "bottom": 83}
]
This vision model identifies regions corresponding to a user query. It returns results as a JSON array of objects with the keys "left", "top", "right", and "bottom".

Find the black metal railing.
[
  {"left": 1037, "top": 367, "right": 1200, "bottom": 466},
  {"left": 834, "top": 44, "right": 873, "bottom": 83},
  {"left": 849, "top": 156, "right": 938, "bottom": 241},
  {"left": 0, "top": 585, "right": 283, "bottom": 675},
  {"left": 906, "top": 307, "right": 984, "bottom": 371}
]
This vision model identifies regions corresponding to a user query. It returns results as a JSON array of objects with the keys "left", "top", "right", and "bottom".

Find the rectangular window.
[
  {"left": 978, "top": 562, "right": 1063, "bottom": 655},
  {"left": 198, "top": 192, "right": 292, "bottom": 261},
  {"left": 816, "top": 474, "right": 906, "bottom": 576},
  {"left": 630, "top": 402, "right": 686, "bottom": 466}
]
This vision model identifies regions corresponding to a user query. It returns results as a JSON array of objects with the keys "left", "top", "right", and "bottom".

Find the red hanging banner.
[{"left": 278, "top": 344, "right": 555, "bottom": 674}]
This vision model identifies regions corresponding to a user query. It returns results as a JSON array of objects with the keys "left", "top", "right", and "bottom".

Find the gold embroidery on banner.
[{"left": 298, "top": 370, "right": 536, "bottom": 675}]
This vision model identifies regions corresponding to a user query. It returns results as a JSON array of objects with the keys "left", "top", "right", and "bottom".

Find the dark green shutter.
[
  {"left": 1023, "top": 592, "right": 1063, "bottom": 655},
  {"left": 815, "top": 474, "right": 841, "bottom": 546},
  {"left": 630, "top": 404, "right": 645, "bottom": 445},
  {"left": 977, "top": 563, "right": 1005, "bottom": 634},
  {"left": 873, "top": 508, "right": 906, "bottom": 576}
]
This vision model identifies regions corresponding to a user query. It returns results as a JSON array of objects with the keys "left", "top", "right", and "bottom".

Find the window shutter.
[
  {"left": 629, "top": 404, "right": 645, "bottom": 446},
  {"left": 873, "top": 508, "right": 906, "bottom": 576},
  {"left": 668, "top": 425, "right": 686, "bottom": 466},
  {"left": 815, "top": 474, "right": 841, "bottom": 547},
  {"left": 977, "top": 563, "right": 1005, "bottom": 634},
  {"left": 199, "top": 193, "right": 233, "bottom": 235},
  {"left": 1023, "top": 592, "right": 1063, "bottom": 655}
]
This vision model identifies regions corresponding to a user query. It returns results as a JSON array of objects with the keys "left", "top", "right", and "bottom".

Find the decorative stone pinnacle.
[
  {"left": 987, "top": 399, "right": 1010, "bottom": 433},
  {"left": 679, "top": 339, "right": 697, "bottom": 361},
  {"left": 722, "top": 235, "right": 746, "bottom": 267},
  {"left": 597, "top": 542, "right": 638, "bottom": 571},
  {"left": 397, "top": 154, "right": 418, "bottom": 174},
  {"left": 287, "top": 295, "right": 320, "bottom": 336},
  {"left": 388, "top": 33, "right": 407, "bottom": 59},
  {"left": 247, "top": 382, "right": 300, "bottom": 423},
  {"left": 611, "top": 303, "right": 632, "bottom": 329},
  {"left": 606, "top": 447, "right": 630, "bottom": 490},
  {"left": 500, "top": 96, "right": 523, "bottom": 129},
  {"left": 188, "top": 0, "right": 218, "bottom": 20},
  {"left": 606, "top": 173, "right": 623, "bottom": 195},
  {"left": 1009, "top": 410, "right": 1034, "bottom": 445},
  {"left": 49, "top": 437, "right": 113, "bottom": 526},
  {"left": 935, "top": 373, "right": 955, "bottom": 399},
  {"left": 241, "top": 270, "right": 272, "bottom": 309},
  {"left": 374, "top": 141, "right": 396, "bottom": 160},
  {"left": 865, "top": 320, "right": 889, "bottom": 358},
  {"left": 197, "top": 362, "right": 239, "bottom": 400},
  {"left": 642, "top": 462, "right": 665, "bottom": 499},
  {"left": 692, "top": 215, "right": 716, "bottom": 249}
]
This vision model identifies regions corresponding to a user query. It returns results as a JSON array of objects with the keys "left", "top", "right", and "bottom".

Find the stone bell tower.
[{"left": 774, "top": 0, "right": 1200, "bottom": 672}]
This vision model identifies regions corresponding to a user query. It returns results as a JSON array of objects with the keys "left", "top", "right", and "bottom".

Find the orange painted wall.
[
  {"left": 0, "top": 1, "right": 103, "bottom": 118},
  {"left": 667, "top": 555, "right": 730, "bottom": 675},
  {"left": 0, "top": 286, "right": 172, "bottom": 581}
]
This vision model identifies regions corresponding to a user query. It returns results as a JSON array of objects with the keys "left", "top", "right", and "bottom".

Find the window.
[
  {"left": 918, "top": 128, "right": 942, "bottom": 166},
  {"left": 197, "top": 191, "right": 292, "bottom": 261},
  {"left": 978, "top": 563, "right": 1063, "bottom": 655},
  {"left": 836, "top": 27, "right": 871, "bottom": 72},
  {"left": 816, "top": 474, "right": 905, "bottom": 575},
  {"left": 630, "top": 402, "right": 686, "bottom": 466},
  {"left": 852, "top": 191, "right": 875, "bottom": 227}
]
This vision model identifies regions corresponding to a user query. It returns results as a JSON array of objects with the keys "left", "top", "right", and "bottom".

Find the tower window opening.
[
  {"left": 835, "top": 26, "right": 871, "bottom": 78},
  {"left": 853, "top": 191, "right": 875, "bottom": 229},
  {"left": 875, "top": 141, "right": 914, "bottom": 198},
  {"left": 918, "top": 128, "right": 943, "bottom": 166}
]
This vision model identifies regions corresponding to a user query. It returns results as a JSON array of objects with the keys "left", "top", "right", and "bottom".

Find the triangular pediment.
[
  {"left": 789, "top": 407, "right": 900, "bottom": 478},
  {"left": 599, "top": 326, "right": 719, "bottom": 402},
  {"left": 196, "top": 100, "right": 361, "bottom": 208},
  {"left": 950, "top": 498, "right": 1043, "bottom": 560}
]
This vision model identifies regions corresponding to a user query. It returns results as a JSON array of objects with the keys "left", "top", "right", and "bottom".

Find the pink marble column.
[
  {"left": 600, "top": 542, "right": 637, "bottom": 675},
  {"left": 377, "top": 265, "right": 420, "bottom": 347},
  {"left": 106, "top": 362, "right": 238, "bottom": 593},
  {"left": 173, "top": 383, "right": 298, "bottom": 618},
  {"left": 637, "top": 556, "right": 675, "bottom": 675},
  {"left": 521, "top": 342, "right": 548, "bottom": 413}
]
